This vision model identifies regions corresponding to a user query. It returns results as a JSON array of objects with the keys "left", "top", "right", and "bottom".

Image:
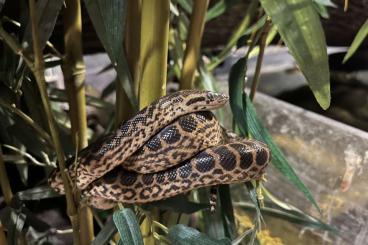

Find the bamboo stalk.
[
  {"left": 0, "top": 147, "right": 13, "bottom": 205},
  {"left": 249, "top": 19, "right": 271, "bottom": 100},
  {"left": 28, "top": 1, "right": 80, "bottom": 244},
  {"left": 138, "top": 0, "right": 170, "bottom": 108},
  {"left": 208, "top": 0, "right": 258, "bottom": 71},
  {"left": 0, "top": 223, "right": 6, "bottom": 245},
  {"left": 62, "top": 0, "right": 94, "bottom": 243},
  {"left": 180, "top": 0, "right": 209, "bottom": 90},
  {"left": 138, "top": 1, "right": 170, "bottom": 243}
]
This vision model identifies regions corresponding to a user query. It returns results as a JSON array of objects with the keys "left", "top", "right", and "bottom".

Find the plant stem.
[
  {"left": 249, "top": 20, "right": 271, "bottom": 101},
  {"left": 180, "top": 0, "right": 209, "bottom": 89},
  {"left": 28, "top": 0, "right": 80, "bottom": 244},
  {"left": 0, "top": 223, "right": 6, "bottom": 245},
  {"left": 0, "top": 98, "right": 53, "bottom": 148},
  {"left": 138, "top": 1, "right": 169, "bottom": 243},
  {"left": 0, "top": 147, "right": 11, "bottom": 244},
  {"left": 0, "top": 26, "right": 33, "bottom": 67},
  {"left": 138, "top": 0, "right": 170, "bottom": 108},
  {"left": 208, "top": 0, "right": 258, "bottom": 71},
  {"left": 62, "top": 0, "right": 94, "bottom": 243},
  {"left": 0, "top": 147, "right": 13, "bottom": 205}
]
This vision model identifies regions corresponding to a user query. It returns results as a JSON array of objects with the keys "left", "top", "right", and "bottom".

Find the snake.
[{"left": 48, "top": 90, "right": 270, "bottom": 209}]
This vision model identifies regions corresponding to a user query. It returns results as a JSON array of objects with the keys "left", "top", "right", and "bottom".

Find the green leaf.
[
  {"left": 167, "top": 224, "right": 231, "bottom": 245},
  {"left": 343, "top": 19, "right": 368, "bottom": 63},
  {"left": 259, "top": 0, "right": 330, "bottom": 109},
  {"left": 22, "top": 0, "right": 64, "bottom": 51},
  {"left": 0, "top": 207, "right": 26, "bottom": 245},
  {"left": 196, "top": 188, "right": 225, "bottom": 240},
  {"left": 84, "top": 0, "right": 138, "bottom": 110},
  {"left": 228, "top": 57, "right": 248, "bottom": 136},
  {"left": 262, "top": 188, "right": 338, "bottom": 233},
  {"left": 176, "top": 0, "right": 192, "bottom": 14},
  {"left": 205, "top": 0, "right": 240, "bottom": 22},
  {"left": 113, "top": 208, "right": 144, "bottom": 245},
  {"left": 92, "top": 218, "right": 117, "bottom": 245},
  {"left": 243, "top": 95, "right": 321, "bottom": 213},
  {"left": 218, "top": 185, "right": 236, "bottom": 239},
  {"left": 313, "top": 0, "right": 336, "bottom": 7},
  {"left": 16, "top": 186, "right": 61, "bottom": 200},
  {"left": 234, "top": 200, "right": 338, "bottom": 233}
]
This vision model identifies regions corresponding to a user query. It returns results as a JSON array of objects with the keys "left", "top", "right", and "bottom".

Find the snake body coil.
[{"left": 49, "top": 90, "right": 270, "bottom": 209}]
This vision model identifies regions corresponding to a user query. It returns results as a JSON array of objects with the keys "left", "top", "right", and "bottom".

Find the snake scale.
[{"left": 49, "top": 90, "right": 270, "bottom": 209}]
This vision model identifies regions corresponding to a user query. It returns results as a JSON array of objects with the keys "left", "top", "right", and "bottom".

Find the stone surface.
[{"left": 252, "top": 92, "right": 368, "bottom": 245}]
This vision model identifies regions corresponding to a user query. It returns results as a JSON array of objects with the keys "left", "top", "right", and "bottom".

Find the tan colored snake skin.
[
  {"left": 84, "top": 140, "right": 269, "bottom": 208},
  {"left": 50, "top": 90, "right": 229, "bottom": 190},
  {"left": 48, "top": 90, "right": 270, "bottom": 209}
]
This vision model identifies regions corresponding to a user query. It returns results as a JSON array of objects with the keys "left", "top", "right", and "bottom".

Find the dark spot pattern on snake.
[
  {"left": 214, "top": 146, "right": 236, "bottom": 171},
  {"left": 195, "top": 152, "right": 215, "bottom": 172},
  {"left": 256, "top": 148, "right": 269, "bottom": 166},
  {"left": 47, "top": 90, "right": 270, "bottom": 209}
]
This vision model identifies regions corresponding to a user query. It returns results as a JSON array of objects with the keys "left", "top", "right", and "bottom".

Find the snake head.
[{"left": 182, "top": 90, "right": 229, "bottom": 110}]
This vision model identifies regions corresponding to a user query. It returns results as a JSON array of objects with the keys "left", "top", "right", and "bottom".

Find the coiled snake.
[{"left": 49, "top": 90, "right": 270, "bottom": 209}]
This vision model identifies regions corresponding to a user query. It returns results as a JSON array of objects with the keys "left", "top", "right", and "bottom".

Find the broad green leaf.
[
  {"left": 113, "top": 208, "right": 144, "bottom": 245},
  {"left": 228, "top": 57, "right": 248, "bottom": 136},
  {"left": 343, "top": 19, "right": 368, "bottom": 63},
  {"left": 243, "top": 95, "right": 321, "bottom": 213},
  {"left": 84, "top": 0, "right": 138, "bottom": 110},
  {"left": 92, "top": 218, "right": 117, "bottom": 245},
  {"left": 167, "top": 224, "right": 231, "bottom": 245},
  {"left": 260, "top": 0, "right": 330, "bottom": 109}
]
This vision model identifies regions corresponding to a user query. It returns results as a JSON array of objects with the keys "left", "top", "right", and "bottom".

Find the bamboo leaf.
[
  {"left": 243, "top": 95, "right": 321, "bottom": 213},
  {"left": 259, "top": 0, "right": 330, "bottom": 109},
  {"left": 84, "top": 0, "right": 138, "bottom": 110},
  {"left": 167, "top": 224, "right": 231, "bottom": 245},
  {"left": 113, "top": 208, "right": 144, "bottom": 245},
  {"left": 16, "top": 186, "right": 60, "bottom": 200},
  {"left": 92, "top": 218, "right": 117, "bottom": 245},
  {"left": 22, "top": 0, "right": 64, "bottom": 51},
  {"left": 205, "top": 0, "right": 240, "bottom": 22},
  {"left": 218, "top": 185, "right": 236, "bottom": 239},
  {"left": 228, "top": 58, "right": 248, "bottom": 136},
  {"left": 0, "top": 207, "right": 26, "bottom": 245},
  {"left": 234, "top": 201, "right": 338, "bottom": 233},
  {"left": 343, "top": 19, "right": 368, "bottom": 63}
]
